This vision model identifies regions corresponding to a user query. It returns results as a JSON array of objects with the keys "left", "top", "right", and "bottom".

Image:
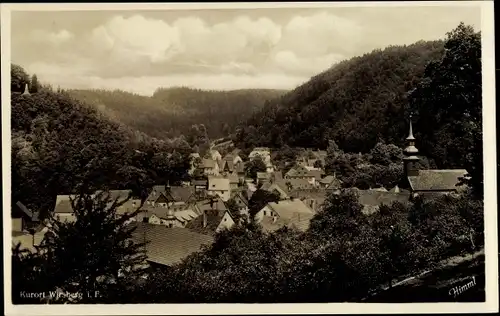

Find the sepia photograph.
[{"left": 2, "top": 1, "right": 497, "bottom": 315}]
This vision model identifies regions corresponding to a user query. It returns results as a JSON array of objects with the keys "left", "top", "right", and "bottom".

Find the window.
[{"left": 263, "top": 210, "right": 267, "bottom": 216}]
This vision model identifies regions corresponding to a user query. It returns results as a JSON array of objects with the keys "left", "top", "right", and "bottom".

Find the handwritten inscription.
[{"left": 448, "top": 276, "right": 476, "bottom": 298}]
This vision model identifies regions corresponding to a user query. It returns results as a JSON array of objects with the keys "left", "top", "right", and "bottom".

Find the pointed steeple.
[
  {"left": 22, "top": 83, "right": 30, "bottom": 96},
  {"left": 403, "top": 112, "right": 419, "bottom": 178},
  {"left": 406, "top": 113, "right": 415, "bottom": 141}
]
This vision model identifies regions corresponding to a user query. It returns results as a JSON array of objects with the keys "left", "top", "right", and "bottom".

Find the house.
[
  {"left": 402, "top": 116, "right": 468, "bottom": 197},
  {"left": 289, "top": 190, "right": 328, "bottom": 212},
  {"left": 54, "top": 190, "right": 143, "bottom": 224},
  {"left": 234, "top": 161, "right": 246, "bottom": 182},
  {"left": 142, "top": 205, "right": 198, "bottom": 228},
  {"left": 227, "top": 173, "right": 240, "bottom": 190},
  {"left": 200, "top": 158, "right": 220, "bottom": 176},
  {"left": 53, "top": 195, "right": 77, "bottom": 223},
  {"left": 145, "top": 185, "right": 197, "bottom": 207},
  {"left": 207, "top": 177, "right": 231, "bottom": 201},
  {"left": 255, "top": 199, "right": 315, "bottom": 233},
  {"left": 319, "top": 175, "right": 341, "bottom": 189},
  {"left": 219, "top": 159, "right": 235, "bottom": 174},
  {"left": 285, "top": 165, "right": 324, "bottom": 186},
  {"left": 284, "top": 178, "right": 314, "bottom": 191},
  {"left": 352, "top": 188, "right": 412, "bottom": 215},
  {"left": 130, "top": 222, "right": 214, "bottom": 267},
  {"left": 186, "top": 197, "right": 234, "bottom": 235},
  {"left": 260, "top": 181, "right": 290, "bottom": 200},
  {"left": 12, "top": 201, "right": 40, "bottom": 233},
  {"left": 230, "top": 191, "right": 250, "bottom": 214}
]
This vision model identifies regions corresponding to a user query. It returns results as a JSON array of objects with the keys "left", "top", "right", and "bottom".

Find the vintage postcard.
[{"left": 2, "top": 1, "right": 497, "bottom": 315}]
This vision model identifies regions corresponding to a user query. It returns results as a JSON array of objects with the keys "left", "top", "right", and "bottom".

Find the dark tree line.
[
  {"left": 235, "top": 23, "right": 483, "bottom": 197},
  {"left": 11, "top": 66, "right": 191, "bottom": 219}
]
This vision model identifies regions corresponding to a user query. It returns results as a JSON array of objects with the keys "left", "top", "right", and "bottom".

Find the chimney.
[{"left": 203, "top": 210, "right": 207, "bottom": 228}]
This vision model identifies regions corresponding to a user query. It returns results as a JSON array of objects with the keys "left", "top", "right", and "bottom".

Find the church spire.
[
  {"left": 406, "top": 113, "right": 415, "bottom": 141},
  {"left": 403, "top": 112, "right": 419, "bottom": 178}
]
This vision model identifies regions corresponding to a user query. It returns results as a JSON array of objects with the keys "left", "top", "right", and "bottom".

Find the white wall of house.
[
  {"left": 254, "top": 206, "right": 276, "bottom": 222},
  {"left": 207, "top": 189, "right": 231, "bottom": 202},
  {"left": 215, "top": 212, "right": 235, "bottom": 233}
]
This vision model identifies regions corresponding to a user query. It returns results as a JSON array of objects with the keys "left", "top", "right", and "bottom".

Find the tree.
[
  {"left": 248, "top": 189, "right": 280, "bottom": 219},
  {"left": 245, "top": 156, "right": 267, "bottom": 181},
  {"left": 30, "top": 74, "right": 40, "bottom": 93},
  {"left": 11, "top": 64, "right": 30, "bottom": 93},
  {"left": 369, "top": 142, "right": 403, "bottom": 165},
  {"left": 313, "top": 159, "right": 324, "bottom": 169},
  {"left": 38, "top": 190, "right": 148, "bottom": 303},
  {"left": 409, "top": 23, "right": 482, "bottom": 197}
]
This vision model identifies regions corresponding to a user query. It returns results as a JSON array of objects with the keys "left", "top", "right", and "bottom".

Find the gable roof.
[
  {"left": 408, "top": 169, "right": 468, "bottom": 192},
  {"left": 207, "top": 177, "right": 230, "bottom": 191},
  {"left": 185, "top": 207, "right": 232, "bottom": 235},
  {"left": 320, "top": 175, "right": 335, "bottom": 184},
  {"left": 169, "top": 186, "right": 196, "bottom": 203},
  {"left": 220, "top": 159, "right": 235, "bottom": 172},
  {"left": 131, "top": 223, "right": 214, "bottom": 266},
  {"left": 259, "top": 206, "right": 315, "bottom": 233},
  {"left": 231, "top": 191, "right": 249, "bottom": 206},
  {"left": 194, "top": 198, "right": 228, "bottom": 214},
  {"left": 266, "top": 199, "right": 314, "bottom": 220},
  {"left": 13, "top": 201, "right": 40, "bottom": 222}
]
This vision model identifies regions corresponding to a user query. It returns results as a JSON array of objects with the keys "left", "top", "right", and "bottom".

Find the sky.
[{"left": 10, "top": 4, "right": 482, "bottom": 96}]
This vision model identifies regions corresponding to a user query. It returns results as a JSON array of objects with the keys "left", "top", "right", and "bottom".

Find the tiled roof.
[
  {"left": 130, "top": 223, "right": 214, "bottom": 266},
  {"left": 286, "top": 178, "right": 314, "bottom": 190},
  {"left": 352, "top": 189, "right": 411, "bottom": 215},
  {"left": 208, "top": 177, "right": 230, "bottom": 191},
  {"left": 193, "top": 179, "right": 208, "bottom": 187},
  {"left": 169, "top": 186, "right": 196, "bottom": 203},
  {"left": 227, "top": 173, "right": 239, "bottom": 184},
  {"left": 54, "top": 199, "right": 74, "bottom": 214},
  {"left": 194, "top": 198, "right": 228, "bottom": 214},
  {"left": 290, "top": 190, "right": 328, "bottom": 208},
  {"left": 94, "top": 190, "right": 132, "bottom": 202},
  {"left": 259, "top": 209, "right": 314, "bottom": 233},
  {"left": 201, "top": 158, "right": 217, "bottom": 169},
  {"left": 320, "top": 175, "right": 335, "bottom": 184},
  {"left": 408, "top": 169, "right": 468, "bottom": 191},
  {"left": 266, "top": 199, "right": 314, "bottom": 220},
  {"left": 257, "top": 172, "right": 270, "bottom": 179},
  {"left": 185, "top": 205, "right": 231, "bottom": 235},
  {"left": 14, "top": 201, "right": 39, "bottom": 222}
]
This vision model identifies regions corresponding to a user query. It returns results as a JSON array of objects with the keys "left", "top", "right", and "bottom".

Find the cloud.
[
  {"left": 12, "top": 7, "right": 481, "bottom": 91},
  {"left": 30, "top": 29, "right": 74, "bottom": 44}
]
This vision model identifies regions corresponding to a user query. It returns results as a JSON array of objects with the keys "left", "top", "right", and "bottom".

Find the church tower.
[{"left": 403, "top": 113, "right": 420, "bottom": 178}]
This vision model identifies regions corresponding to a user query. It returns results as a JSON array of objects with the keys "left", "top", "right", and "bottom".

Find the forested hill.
[
  {"left": 233, "top": 40, "right": 445, "bottom": 153},
  {"left": 11, "top": 65, "right": 193, "bottom": 218},
  {"left": 67, "top": 87, "right": 286, "bottom": 141}
]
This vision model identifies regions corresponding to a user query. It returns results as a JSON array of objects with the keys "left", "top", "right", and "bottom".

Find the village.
[{"left": 12, "top": 119, "right": 469, "bottom": 270}]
